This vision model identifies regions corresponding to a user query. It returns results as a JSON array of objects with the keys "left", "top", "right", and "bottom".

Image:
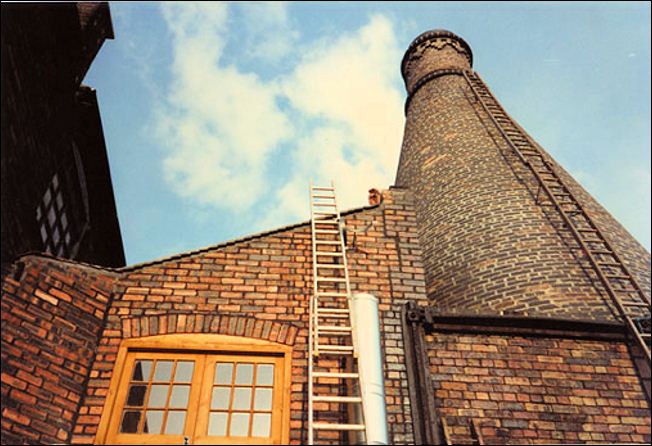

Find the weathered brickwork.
[
  {"left": 0, "top": 188, "right": 425, "bottom": 445},
  {"left": 1, "top": 257, "right": 116, "bottom": 445},
  {"left": 426, "top": 332, "right": 651, "bottom": 444},
  {"left": 396, "top": 31, "right": 651, "bottom": 320}
]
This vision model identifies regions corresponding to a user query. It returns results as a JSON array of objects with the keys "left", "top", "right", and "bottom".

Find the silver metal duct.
[{"left": 352, "top": 293, "right": 389, "bottom": 445}]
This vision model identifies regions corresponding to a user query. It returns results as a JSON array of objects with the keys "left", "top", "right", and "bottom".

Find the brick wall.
[
  {"left": 1, "top": 257, "right": 116, "bottom": 444},
  {"left": 425, "top": 331, "right": 650, "bottom": 444},
  {"left": 396, "top": 31, "right": 651, "bottom": 320},
  {"left": 32, "top": 187, "right": 427, "bottom": 445}
]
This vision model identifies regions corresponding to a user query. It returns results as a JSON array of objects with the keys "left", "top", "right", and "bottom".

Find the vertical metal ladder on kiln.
[
  {"left": 463, "top": 70, "right": 652, "bottom": 363},
  {"left": 308, "top": 181, "right": 366, "bottom": 445}
]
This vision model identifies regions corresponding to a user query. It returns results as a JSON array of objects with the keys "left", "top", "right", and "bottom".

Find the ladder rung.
[
  {"left": 318, "top": 325, "right": 352, "bottom": 332},
  {"left": 315, "top": 229, "right": 339, "bottom": 234},
  {"left": 313, "top": 395, "right": 361, "bottom": 403},
  {"left": 622, "top": 301, "right": 648, "bottom": 307},
  {"left": 317, "top": 345, "right": 354, "bottom": 352},
  {"left": 314, "top": 220, "right": 339, "bottom": 225},
  {"left": 314, "top": 211, "right": 337, "bottom": 215},
  {"left": 317, "top": 277, "right": 347, "bottom": 282},
  {"left": 592, "top": 250, "right": 614, "bottom": 255},
  {"left": 316, "top": 292, "right": 348, "bottom": 297},
  {"left": 315, "top": 264, "right": 345, "bottom": 269},
  {"left": 312, "top": 186, "right": 334, "bottom": 191},
  {"left": 313, "top": 371, "right": 359, "bottom": 379},
  {"left": 606, "top": 275, "right": 631, "bottom": 280},
  {"left": 313, "top": 422, "right": 365, "bottom": 431},
  {"left": 317, "top": 313, "right": 349, "bottom": 319},
  {"left": 315, "top": 240, "right": 341, "bottom": 245},
  {"left": 316, "top": 251, "right": 343, "bottom": 256},
  {"left": 314, "top": 203, "right": 337, "bottom": 207},
  {"left": 317, "top": 308, "right": 350, "bottom": 313},
  {"left": 312, "top": 194, "right": 335, "bottom": 199}
]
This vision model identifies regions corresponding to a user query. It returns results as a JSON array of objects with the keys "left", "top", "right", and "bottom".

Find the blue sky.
[{"left": 84, "top": 1, "right": 651, "bottom": 265}]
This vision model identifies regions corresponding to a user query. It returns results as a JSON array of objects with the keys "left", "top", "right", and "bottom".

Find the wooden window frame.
[{"left": 95, "top": 334, "right": 292, "bottom": 445}]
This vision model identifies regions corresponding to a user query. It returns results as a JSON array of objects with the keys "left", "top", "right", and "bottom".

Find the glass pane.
[
  {"left": 36, "top": 205, "right": 42, "bottom": 220},
  {"left": 120, "top": 410, "right": 141, "bottom": 433},
  {"left": 214, "top": 363, "right": 233, "bottom": 385},
  {"left": 148, "top": 384, "right": 169, "bottom": 407},
  {"left": 132, "top": 360, "right": 153, "bottom": 381},
  {"left": 61, "top": 212, "right": 68, "bottom": 230},
  {"left": 52, "top": 227, "right": 60, "bottom": 245},
  {"left": 230, "top": 412, "right": 250, "bottom": 437},
  {"left": 169, "top": 385, "right": 190, "bottom": 408},
  {"left": 143, "top": 410, "right": 163, "bottom": 434},
  {"left": 232, "top": 387, "right": 252, "bottom": 410},
  {"left": 208, "top": 412, "right": 228, "bottom": 436},
  {"left": 48, "top": 207, "right": 56, "bottom": 227},
  {"left": 40, "top": 224, "right": 48, "bottom": 243},
  {"left": 256, "top": 364, "right": 274, "bottom": 386},
  {"left": 211, "top": 387, "right": 231, "bottom": 410},
  {"left": 174, "top": 361, "right": 194, "bottom": 382},
  {"left": 57, "top": 244, "right": 65, "bottom": 257},
  {"left": 165, "top": 410, "right": 186, "bottom": 435},
  {"left": 254, "top": 388, "right": 272, "bottom": 411},
  {"left": 44, "top": 188, "right": 52, "bottom": 206},
  {"left": 126, "top": 385, "right": 147, "bottom": 407},
  {"left": 154, "top": 361, "right": 173, "bottom": 381},
  {"left": 52, "top": 174, "right": 59, "bottom": 189},
  {"left": 252, "top": 413, "right": 271, "bottom": 437},
  {"left": 56, "top": 192, "right": 63, "bottom": 210},
  {"left": 235, "top": 363, "right": 253, "bottom": 385},
  {"left": 64, "top": 231, "right": 71, "bottom": 245}
]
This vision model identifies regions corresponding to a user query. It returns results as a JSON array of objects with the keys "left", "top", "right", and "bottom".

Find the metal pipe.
[{"left": 352, "top": 293, "right": 389, "bottom": 445}]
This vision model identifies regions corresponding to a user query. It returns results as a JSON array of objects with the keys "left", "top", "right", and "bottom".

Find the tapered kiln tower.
[{"left": 396, "top": 30, "right": 650, "bottom": 322}]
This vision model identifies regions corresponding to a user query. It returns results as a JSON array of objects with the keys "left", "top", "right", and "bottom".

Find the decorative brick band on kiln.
[{"left": 396, "top": 29, "right": 651, "bottom": 320}]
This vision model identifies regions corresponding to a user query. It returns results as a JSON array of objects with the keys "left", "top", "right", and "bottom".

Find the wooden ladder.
[
  {"left": 463, "top": 70, "right": 651, "bottom": 362},
  {"left": 308, "top": 181, "right": 366, "bottom": 444}
]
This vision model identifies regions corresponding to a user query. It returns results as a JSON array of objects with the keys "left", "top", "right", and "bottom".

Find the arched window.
[{"left": 95, "top": 334, "right": 292, "bottom": 445}]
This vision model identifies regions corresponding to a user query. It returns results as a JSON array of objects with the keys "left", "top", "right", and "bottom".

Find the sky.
[{"left": 84, "top": 1, "right": 651, "bottom": 265}]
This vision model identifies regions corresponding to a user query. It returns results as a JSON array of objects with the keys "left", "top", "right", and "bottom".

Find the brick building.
[
  {"left": 1, "top": 27, "right": 650, "bottom": 446},
  {"left": 1, "top": 2, "right": 125, "bottom": 268}
]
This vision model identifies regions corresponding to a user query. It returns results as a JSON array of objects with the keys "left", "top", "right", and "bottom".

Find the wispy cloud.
[{"left": 154, "top": 4, "right": 404, "bottom": 227}]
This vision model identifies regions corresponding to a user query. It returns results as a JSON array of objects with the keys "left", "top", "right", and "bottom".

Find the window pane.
[
  {"left": 214, "top": 363, "right": 233, "bottom": 385},
  {"left": 44, "top": 188, "right": 52, "bottom": 206},
  {"left": 254, "top": 388, "right": 272, "bottom": 411},
  {"left": 232, "top": 387, "right": 252, "bottom": 410},
  {"left": 235, "top": 363, "right": 253, "bottom": 385},
  {"left": 52, "top": 227, "right": 60, "bottom": 245},
  {"left": 48, "top": 207, "right": 56, "bottom": 227},
  {"left": 40, "top": 224, "right": 48, "bottom": 243},
  {"left": 230, "top": 413, "right": 250, "bottom": 437},
  {"left": 208, "top": 412, "right": 228, "bottom": 436},
  {"left": 169, "top": 385, "right": 190, "bottom": 408},
  {"left": 256, "top": 364, "right": 274, "bottom": 386},
  {"left": 52, "top": 174, "right": 59, "bottom": 189},
  {"left": 56, "top": 192, "right": 63, "bottom": 210},
  {"left": 211, "top": 387, "right": 230, "bottom": 410},
  {"left": 61, "top": 212, "right": 68, "bottom": 230},
  {"left": 174, "top": 361, "right": 194, "bottom": 382},
  {"left": 154, "top": 361, "right": 173, "bottom": 381},
  {"left": 126, "top": 385, "right": 147, "bottom": 407},
  {"left": 252, "top": 413, "right": 271, "bottom": 437},
  {"left": 132, "top": 360, "right": 152, "bottom": 381},
  {"left": 164, "top": 410, "right": 186, "bottom": 435},
  {"left": 148, "top": 384, "right": 169, "bottom": 407},
  {"left": 120, "top": 410, "right": 141, "bottom": 433},
  {"left": 143, "top": 410, "right": 163, "bottom": 434}
]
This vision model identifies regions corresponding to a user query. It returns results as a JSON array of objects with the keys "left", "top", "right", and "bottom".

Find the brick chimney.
[{"left": 395, "top": 30, "right": 650, "bottom": 320}]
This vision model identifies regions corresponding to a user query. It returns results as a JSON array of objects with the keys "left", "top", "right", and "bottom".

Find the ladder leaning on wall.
[
  {"left": 308, "top": 181, "right": 366, "bottom": 444},
  {"left": 463, "top": 71, "right": 652, "bottom": 363}
]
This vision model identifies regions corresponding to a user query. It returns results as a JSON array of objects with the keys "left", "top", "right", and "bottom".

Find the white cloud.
[
  {"left": 239, "top": 2, "right": 298, "bottom": 63},
  {"left": 155, "top": 5, "right": 404, "bottom": 228},
  {"left": 156, "top": 2, "right": 292, "bottom": 211}
]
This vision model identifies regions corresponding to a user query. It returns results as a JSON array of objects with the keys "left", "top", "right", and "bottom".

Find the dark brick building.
[
  {"left": 1, "top": 27, "right": 650, "bottom": 446},
  {"left": 1, "top": 2, "right": 125, "bottom": 268}
]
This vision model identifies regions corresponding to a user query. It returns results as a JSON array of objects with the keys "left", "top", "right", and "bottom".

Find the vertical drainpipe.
[{"left": 351, "top": 293, "right": 389, "bottom": 445}]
